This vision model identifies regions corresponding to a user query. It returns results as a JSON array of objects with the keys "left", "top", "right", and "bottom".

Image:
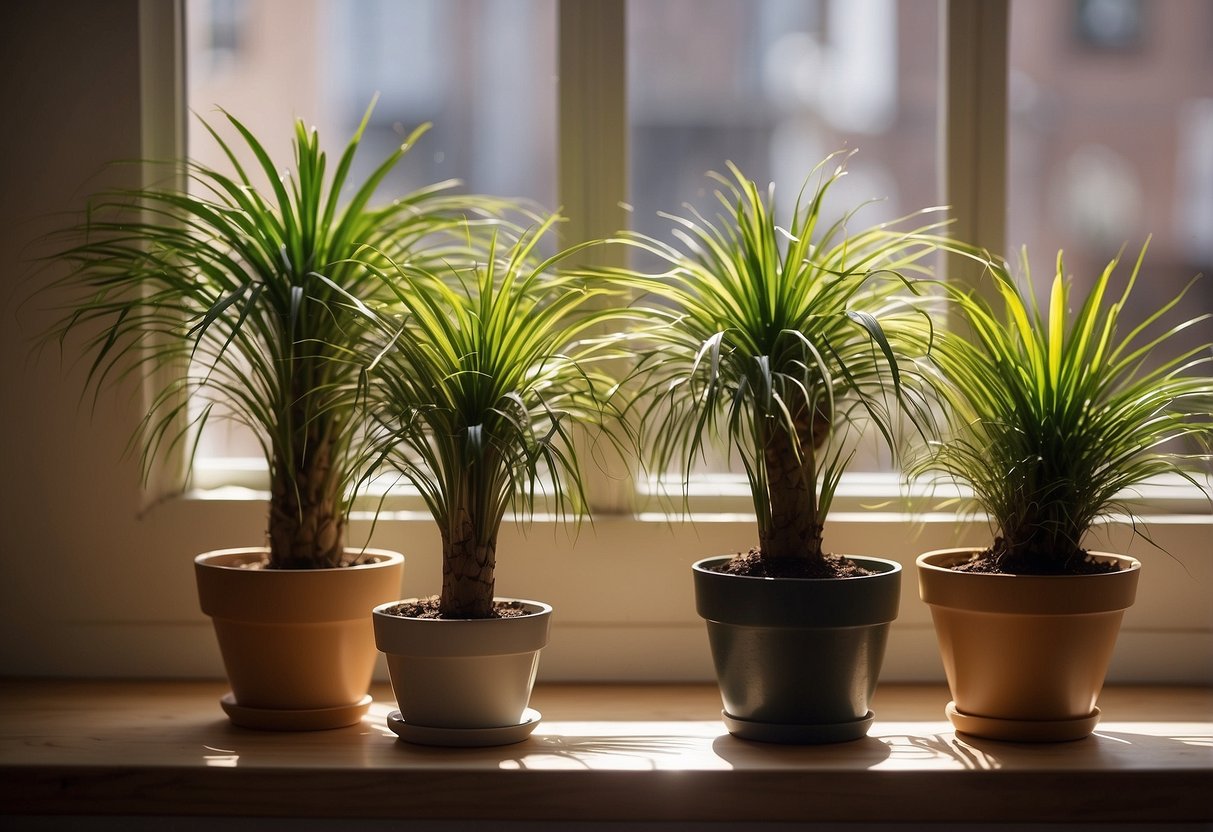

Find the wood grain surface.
[{"left": 1, "top": 681, "right": 1209, "bottom": 822}]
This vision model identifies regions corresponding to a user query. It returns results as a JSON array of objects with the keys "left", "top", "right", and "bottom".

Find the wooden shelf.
[{"left": 1, "top": 681, "right": 1209, "bottom": 823}]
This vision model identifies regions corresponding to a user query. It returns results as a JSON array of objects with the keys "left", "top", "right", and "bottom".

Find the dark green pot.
[{"left": 692, "top": 554, "right": 901, "bottom": 744}]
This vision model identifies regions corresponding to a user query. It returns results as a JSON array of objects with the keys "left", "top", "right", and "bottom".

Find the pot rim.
[
  {"left": 373, "top": 597, "right": 553, "bottom": 620},
  {"left": 916, "top": 548, "right": 1141, "bottom": 614},
  {"left": 196, "top": 547, "right": 405, "bottom": 623},
  {"left": 692, "top": 554, "right": 901, "bottom": 627},
  {"left": 196, "top": 547, "right": 405, "bottom": 573},
  {"left": 692, "top": 553, "right": 903, "bottom": 580},
  {"left": 373, "top": 598, "right": 553, "bottom": 657},
  {"left": 916, "top": 547, "right": 1141, "bottom": 576}
]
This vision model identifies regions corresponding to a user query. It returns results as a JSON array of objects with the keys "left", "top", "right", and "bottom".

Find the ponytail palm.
[
  {"left": 45, "top": 107, "right": 496, "bottom": 569},
  {"left": 596, "top": 154, "right": 942, "bottom": 572},
  {"left": 918, "top": 244, "right": 1213, "bottom": 573},
  {"left": 352, "top": 217, "right": 628, "bottom": 618}
]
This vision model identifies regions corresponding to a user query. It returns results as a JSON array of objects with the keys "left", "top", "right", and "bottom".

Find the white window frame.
[{"left": 123, "top": 0, "right": 1211, "bottom": 685}]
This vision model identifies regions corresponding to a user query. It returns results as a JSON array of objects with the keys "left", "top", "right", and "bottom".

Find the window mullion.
[
  {"left": 557, "top": 0, "right": 633, "bottom": 515},
  {"left": 942, "top": 0, "right": 1009, "bottom": 303}
]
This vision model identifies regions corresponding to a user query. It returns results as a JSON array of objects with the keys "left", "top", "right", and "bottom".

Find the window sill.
[{"left": 1, "top": 681, "right": 1209, "bottom": 824}]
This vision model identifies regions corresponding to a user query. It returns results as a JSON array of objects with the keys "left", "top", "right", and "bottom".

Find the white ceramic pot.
[{"left": 373, "top": 598, "right": 552, "bottom": 733}]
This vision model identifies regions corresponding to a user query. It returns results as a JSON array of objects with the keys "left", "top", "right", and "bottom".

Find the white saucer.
[{"left": 387, "top": 708, "right": 542, "bottom": 747}]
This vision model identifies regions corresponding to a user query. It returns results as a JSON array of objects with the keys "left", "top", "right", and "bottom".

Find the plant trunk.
[
  {"left": 268, "top": 356, "right": 346, "bottom": 570},
  {"left": 758, "top": 394, "right": 829, "bottom": 561},
  {"left": 997, "top": 452, "right": 1085, "bottom": 571},
  {"left": 268, "top": 431, "right": 346, "bottom": 569},
  {"left": 440, "top": 505, "right": 497, "bottom": 619},
  {"left": 996, "top": 518, "right": 1085, "bottom": 573}
]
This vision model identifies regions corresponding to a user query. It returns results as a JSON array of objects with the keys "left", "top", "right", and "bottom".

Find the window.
[
  {"left": 186, "top": 0, "right": 942, "bottom": 489},
  {"left": 628, "top": 0, "right": 938, "bottom": 241}
]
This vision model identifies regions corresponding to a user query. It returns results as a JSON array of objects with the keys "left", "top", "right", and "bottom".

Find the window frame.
[
  {"left": 124, "top": 0, "right": 1212, "bottom": 685},
  {"left": 157, "top": 0, "right": 1212, "bottom": 523}
]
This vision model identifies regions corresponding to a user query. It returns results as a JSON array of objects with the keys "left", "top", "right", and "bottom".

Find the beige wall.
[
  {"left": 0, "top": 1, "right": 263, "bottom": 676},
  {"left": 1, "top": 1, "right": 1209, "bottom": 684},
  {"left": 1, "top": 2, "right": 146, "bottom": 660}
]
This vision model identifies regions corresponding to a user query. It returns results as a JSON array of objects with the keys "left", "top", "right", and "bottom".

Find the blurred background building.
[{"left": 1009, "top": 0, "right": 1213, "bottom": 308}]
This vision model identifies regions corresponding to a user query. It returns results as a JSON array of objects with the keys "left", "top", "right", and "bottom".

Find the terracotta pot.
[
  {"left": 917, "top": 548, "right": 1141, "bottom": 742},
  {"left": 693, "top": 555, "right": 901, "bottom": 744},
  {"left": 373, "top": 598, "right": 551, "bottom": 743},
  {"left": 195, "top": 547, "right": 404, "bottom": 730}
]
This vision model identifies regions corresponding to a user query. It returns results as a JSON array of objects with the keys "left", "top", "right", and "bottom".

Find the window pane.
[
  {"left": 185, "top": 0, "right": 557, "bottom": 469},
  {"left": 627, "top": 0, "right": 941, "bottom": 473},
  {"left": 1008, "top": 0, "right": 1213, "bottom": 344}
]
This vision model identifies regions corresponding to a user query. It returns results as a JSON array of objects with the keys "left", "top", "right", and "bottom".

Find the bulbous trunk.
[
  {"left": 267, "top": 354, "right": 346, "bottom": 570},
  {"left": 757, "top": 393, "right": 829, "bottom": 562},
  {"left": 440, "top": 505, "right": 497, "bottom": 619},
  {"left": 268, "top": 431, "right": 346, "bottom": 569}
]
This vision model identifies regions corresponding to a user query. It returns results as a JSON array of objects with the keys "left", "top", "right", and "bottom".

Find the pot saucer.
[
  {"left": 721, "top": 710, "right": 875, "bottom": 744},
  {"left": 946, "top": 701, "right": 1101, "bottom": 742},
  {"left": 387, "top": 708, "right": 542, "bottom": 747},
  {"left": 219, "top": 692, "right": 373, "bottom": 731}
]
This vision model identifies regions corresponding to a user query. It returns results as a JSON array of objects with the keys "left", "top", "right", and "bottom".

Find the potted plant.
[
  {"left": 595, "top": 155, "right": 943, "bottom": 743},
  {"left": 344, "top": 215, "right": 627, "bottom": 746},
  {"left": 914, "top": 244, "right": 1213, "bottom": 741},
  {"left": 41, "top": 106, "right": 497, "bottom": 729}
]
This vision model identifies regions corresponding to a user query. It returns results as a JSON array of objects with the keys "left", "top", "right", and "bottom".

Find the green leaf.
[
  {"left": 583, "top": 155, "right": 945, "bottom": 560},
  {"left": 347, "top": 216, "right": 632, "bottom": 613},
  {"left": 914, "top": 242, "right": 1213, "bottom": 569},
  {"left": 40, "top": 102, "right": 504, "bottom": 569}
]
